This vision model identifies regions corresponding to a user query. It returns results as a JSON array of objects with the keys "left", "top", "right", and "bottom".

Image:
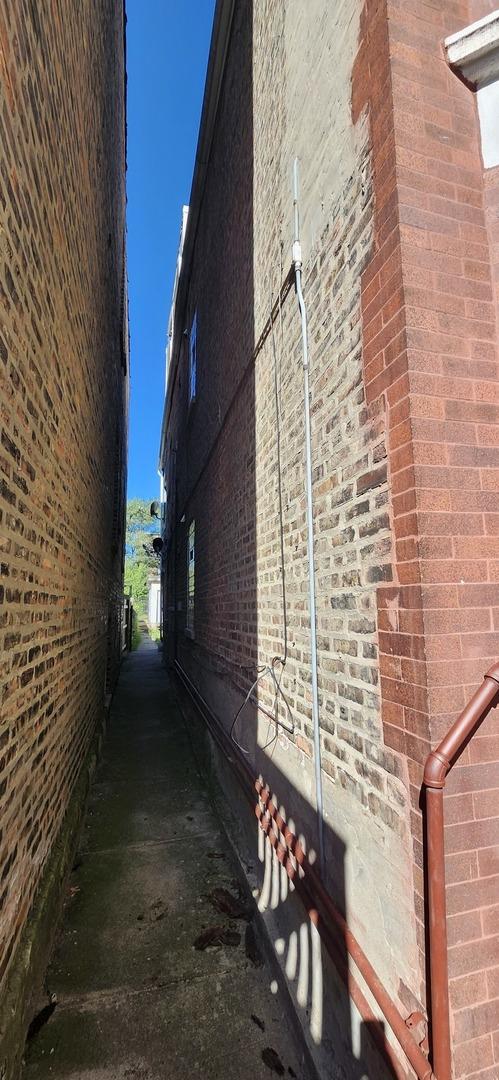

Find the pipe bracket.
[{"left": 405, "top": 1012, "right": 429, "bottom": 1056}]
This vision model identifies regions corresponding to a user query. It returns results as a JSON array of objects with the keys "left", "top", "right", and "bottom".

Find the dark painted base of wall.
[{"left": 0, "top": 703, "right": 111, "bottom": 1080}]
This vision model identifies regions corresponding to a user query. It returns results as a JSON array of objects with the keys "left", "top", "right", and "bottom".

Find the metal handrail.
[{"left": 423, "top": 662, "right": 499, "bottom": 1080}]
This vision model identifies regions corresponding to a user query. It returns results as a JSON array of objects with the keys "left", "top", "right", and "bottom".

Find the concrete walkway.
[{"left": 23, "top": 637, "right": 309, "bottom": 1080}]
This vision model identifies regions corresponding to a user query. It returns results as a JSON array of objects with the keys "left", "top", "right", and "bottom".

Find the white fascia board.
[{"left": 444, "top": 9, "right": 499, "bottom": 87}]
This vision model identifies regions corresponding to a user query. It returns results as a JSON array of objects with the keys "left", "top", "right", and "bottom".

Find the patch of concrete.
[
  {"left": 23, "top": 973, "right": 302, "bottom": 1080},
  {"left": 48, "top": 838, "right": 249, "bottom": 996},
  {"left": 82, "top": 778, "right": 217, "bottom": 852},
  {"left": 22, "top": 640, "right": 312, "bottom": 1080}
]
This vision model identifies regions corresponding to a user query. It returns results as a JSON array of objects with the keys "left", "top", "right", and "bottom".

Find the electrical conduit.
[{"left": 293, "top": 157, "right": 325, "bottom": 870}]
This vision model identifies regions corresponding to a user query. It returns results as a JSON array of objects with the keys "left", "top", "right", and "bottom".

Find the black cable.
[{"left": 229, "top": 263, "right": 295, "bottom": 756}]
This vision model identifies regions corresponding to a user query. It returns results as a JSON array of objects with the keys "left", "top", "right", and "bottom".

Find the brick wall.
[
  {"left": 484, "top": 167, "right": 499, "bottom": 339},
  {"left": 353, "top": 0, "right": 499, "bottom": 1075},
  {"left": 162, "top": 2, "right": 419, "bottom": 1074},
  {"left": 161, "top": 0, "right": 499, "bottom": 1075},
  {"left": 0, "top": 0, "right": 127, "bottom": 997},
  {"left": 161, "top": 0, "right": 255, "bottom": 679}
]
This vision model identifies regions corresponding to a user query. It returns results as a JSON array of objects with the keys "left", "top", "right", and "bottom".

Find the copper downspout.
[
  {"left": 423, "top": 663, "right": 499, "bottom": 1080},
  {"left": 174, "top": 660, "right": 434, "bottom": 1080}
]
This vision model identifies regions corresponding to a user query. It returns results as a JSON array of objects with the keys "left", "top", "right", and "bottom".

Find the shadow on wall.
[
  {"left": 178, "top": 676, "right": 405, "bottom": 1079},
  {"left": 239, "top": 729, "right": 401, "bottom": 1079}
]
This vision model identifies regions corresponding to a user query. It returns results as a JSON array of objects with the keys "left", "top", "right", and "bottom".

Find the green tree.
[
  {"left": 124, "top": 498, "right": 160, "bottom": 617},
  {"left": 124, "top": 559, "right": 149, "bottom": 613},
  {"left": 126, "top": 497, "right": 159, "bottom": 570}
]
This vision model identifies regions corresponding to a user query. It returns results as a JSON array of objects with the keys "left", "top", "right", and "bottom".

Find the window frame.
[
  {"left": 188, "top": 311, "right": 197, "bottom": 405},
  {"left": 186, "top": 519, "right": 195, "bottom": 637}
]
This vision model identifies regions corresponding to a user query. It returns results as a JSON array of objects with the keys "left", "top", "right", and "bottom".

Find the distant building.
[
  {"left": 158, "top": 206, "right": 189, "bottom": 529},
  {"left": 0, "top": 0, "right": 128, "bottom": 1069},
  {"left": 148, "top": 575, "right": 161, "bottom": 629},
  {"left": 159, "top": 3, "right": 499, "bottom": 1078}
]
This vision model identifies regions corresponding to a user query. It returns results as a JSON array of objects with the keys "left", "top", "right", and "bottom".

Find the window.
[
  {"left": 189, "top": 311, "right": 197, "bottom": 403},
  {"left": 186, "top": 520, "right": 195, "bottom": 636}
]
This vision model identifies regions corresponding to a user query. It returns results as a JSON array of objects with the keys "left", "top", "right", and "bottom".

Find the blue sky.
[{"left": 126, "top": 0, "right": 215, "bottom": 500}]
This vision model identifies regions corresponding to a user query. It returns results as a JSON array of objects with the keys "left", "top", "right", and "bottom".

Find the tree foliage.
[
  {"left": 124, "top": 498, "right": 160, "bottom": 615},
  {"left": 125, "top": 497, "right": 158, "bottom": 569},
  {"left": 124, "top": 559, "right": 149, "bottom": 613}
]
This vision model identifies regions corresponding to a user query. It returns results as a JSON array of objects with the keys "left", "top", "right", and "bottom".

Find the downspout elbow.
[
  {"left": 423, "top": 750, "right": 449, "bottom": 790},
  {"left": 485, "top": 661, "right": 499, "bottom": 685},
  {"left": 424, "top": 663, "right": 499, "bottom": 791}
]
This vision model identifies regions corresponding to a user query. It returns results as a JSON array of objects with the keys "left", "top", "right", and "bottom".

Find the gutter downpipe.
[
  {"left": 423, "top": 662, "right": 499, "bottom": 1080},
  {"left": 292, "top": 157, "right": 325, "bottom": 871}
]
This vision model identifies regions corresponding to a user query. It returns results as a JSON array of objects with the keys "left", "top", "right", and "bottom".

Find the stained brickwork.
[
  {"left": 0, "top": 0, "right": 127, "bottom": 1000},
  {"left": 161, "top": 1, "right": 499, "bottom": 1077}
]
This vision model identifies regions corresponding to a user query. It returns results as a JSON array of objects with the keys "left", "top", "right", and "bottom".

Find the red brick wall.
[
  {"left": 0, "top": 0, "right": 127, "bottom": 996},
  {"left": 354, "top": 1, "right": 499, "bottom": 1074},
  {"left": 484, "top": 168, "right": 499, "bottom": 339},
  {"left": 470, "top": 0, "right": 499, "bottom": 17}
]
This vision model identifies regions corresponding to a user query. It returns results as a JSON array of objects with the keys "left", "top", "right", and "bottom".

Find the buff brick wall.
[
  {"left": 0, "top": 0, "right": 127, "bottom": 995},
  {"left": 163, "top": 0, "right": 421, "bottom": 1071}
]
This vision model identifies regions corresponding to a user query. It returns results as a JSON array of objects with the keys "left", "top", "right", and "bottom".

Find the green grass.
[{"left": 131, "top": 610, "right": 142, "bottom": 651}]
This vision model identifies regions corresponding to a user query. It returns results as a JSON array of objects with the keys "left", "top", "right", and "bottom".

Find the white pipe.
[{"left": 293, "top": 158, "right": 325, "bottom": 870}]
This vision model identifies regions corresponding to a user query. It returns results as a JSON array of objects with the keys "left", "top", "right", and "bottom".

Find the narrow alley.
[
  {"left": 22, "top": 637, "right": 311, "bottom": 1080},
  {"left": 2, "top": 2, "right": 499, "bottom": 1078}
]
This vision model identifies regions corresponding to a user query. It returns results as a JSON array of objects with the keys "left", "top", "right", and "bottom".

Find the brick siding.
[
  {"left": 161, "top": 1, "right": 499, "bottom": 1075},
  {"left": 0, "top": 0, "right": 127, "bottom": 995},
  {"left": 353, "top": 1, "right": 499, "bottom": 1074},
  {"left": 162, "top": 1, "right": 419, "bottom": 1072},
  {"left": 484, "top": 167, "right": 499, "bottom": 341}
]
